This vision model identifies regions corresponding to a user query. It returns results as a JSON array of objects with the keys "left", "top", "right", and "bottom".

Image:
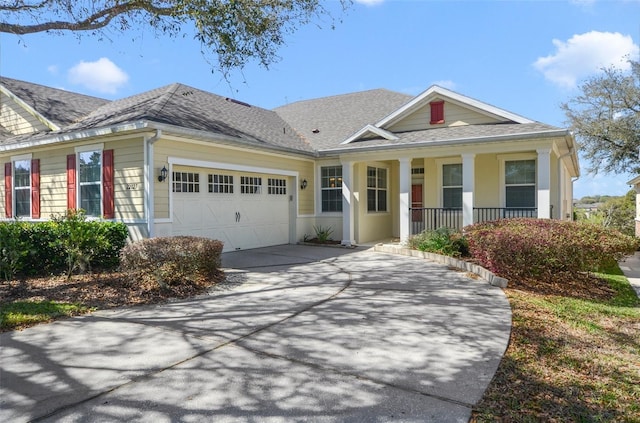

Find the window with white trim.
[
  {"left": 505, "top": 160, "right": 536, "bottom": 207},
  {"left": 367, "top": 166, "right": 387, "bottom": 212},
  {"left": 173, "top": 171, "right": 200, "bottom": 193},
  {"left": 240, "top": 176, "right": 262, "bottom": 194},
  {"left": 321, "top": 166, "right": 342, "bottom": 212},
  {"left": 78, "top": 150, "right": 102, "bottom": 216},
  {"left": 208, "top": 174, "right": 233, "bottom": 193},
  {"left": 442, "top": 163, "right": 462, "bottom": 209},
  {"left": 267, "top": 178, "right": 287, "bottom": 195},
  {"left": 13, "top": 159, "right": 30, "bottom": 217}
]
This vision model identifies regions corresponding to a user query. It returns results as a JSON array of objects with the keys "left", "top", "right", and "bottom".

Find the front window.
[
  {"left": 367, "top": 166, "right": 387, "bottom": 212},
  {"left": 13, "top": 160, "right": 30, "bottom": 217},
  {"left": 505, "top": 160, "right": 535, "bottom": 207},
  {"left": 442, "top": 163, "right": 462, "bottom": 209},
  {"left": 173, "top": 171, "right": 200, "bottom": 193},
  {"left": 321, "top": 166, "right": 342, "bottom": 212},
  {"left": 79, "top": 151, "right": 102, "bottom": 216}
]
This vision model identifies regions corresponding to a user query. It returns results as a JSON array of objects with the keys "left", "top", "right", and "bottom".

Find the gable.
[
  {"left": 387, "top": 98, "right": 507, "bottom": 132},
  {"left": 0, "top": 89, "right": 52, "bottom": 137}
]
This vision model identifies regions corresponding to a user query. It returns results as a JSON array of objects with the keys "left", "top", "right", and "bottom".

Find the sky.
[{"left": 1, "top": 0, "right": 639, "bottom": 199}]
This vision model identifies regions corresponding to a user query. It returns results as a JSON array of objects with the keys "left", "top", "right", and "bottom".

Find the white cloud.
[
  {"left": 68, "top": 57, "right": 129, "bottom": 94},
  {"left": 533, "top": 31, "right": 639, "bottom": 89},
  {"left": 354, "top": 0, "right": 385, "bottom": 6},
  {"left": 47, "top": 65, "right": 59, "bottom": 75}
]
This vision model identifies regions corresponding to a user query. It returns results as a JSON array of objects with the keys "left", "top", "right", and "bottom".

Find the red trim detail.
[
  {"left": 102, "top": 149, "right": 114, "bottom": 219},
  {"left": 31, "top": 159, "right": 40, "bottom": 219},
  {"left": 67, "top": 154, "right": 76, "bottom": 210},
  {"left": 4, "top": 162, "right": 12, "bottom": 218},
  {"left": 430, "top": 100, "right": 445, "bottom": 125}
]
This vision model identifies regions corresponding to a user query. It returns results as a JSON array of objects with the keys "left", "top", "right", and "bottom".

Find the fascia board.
[
  {"left": 375, "top": 85, "right": 534, "bottom": 129},
  {"left": 0, "top": 84, "right": 61, "bottom": 131},
  {"left": 341, "top": 124, "right": 399, "bottom": 145}
]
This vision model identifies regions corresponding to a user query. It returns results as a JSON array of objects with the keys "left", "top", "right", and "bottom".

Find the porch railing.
[{"left": 410, "top": 207, "right": 549, "bottom": 234}]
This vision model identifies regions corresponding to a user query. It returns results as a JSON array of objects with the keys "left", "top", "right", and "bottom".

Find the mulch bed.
[{"left": 0, "top": 270, "right": 226, "bottom": 310}]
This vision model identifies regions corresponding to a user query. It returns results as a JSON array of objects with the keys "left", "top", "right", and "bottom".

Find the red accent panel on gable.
[
  {"left": 430, "top": 100, "right": 445, "bottom": 125},
  {"left": 67, "top": 154, "right": 76, "bottom": 210},
  {"left": 4, "top": 162, "right": 12, "bottom": 218},
  {"left": 102, "top": 149, "right": 114, "bottom": 219},
  {"left": 31, "top": 159, "right": 40, "bottom": 219}
]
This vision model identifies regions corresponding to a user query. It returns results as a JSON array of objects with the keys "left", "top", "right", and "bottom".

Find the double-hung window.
[
  {"left": 442, "top": 163, "right": 462, "bottom": 209},
  {"left": 505, "top": 160, "right": 536, "bottom": 207},
  {"left": 367, "top": 166, "right": 387, "bottom": 212},
  {"left": 13, "top": 160, "right": 31, "bottom": 217},
  {"left": 321, "top": 166, "right": 342, "bottom": 212},
  {"left": 78, "top": 151, "right": 102, "bottom": 216}
]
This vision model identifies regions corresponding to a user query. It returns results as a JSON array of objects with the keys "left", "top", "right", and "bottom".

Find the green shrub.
[
  {"left": 407, "top": 227, "right": 469, "bottom": 257},
  {"left": 0, "top": 211, "right": 128, "bottom": 279},
  {"left": 313, "top": 225, "right": 334, "bottom": 242},
  {"left": 465, "top": 218, "right": 639, "bottom": 280},
  {"left": 0, "top": 221, "right": 30, "bottom": 280},
  {"left": 119, "top": 236, "right": 223, "bottom": 288}
]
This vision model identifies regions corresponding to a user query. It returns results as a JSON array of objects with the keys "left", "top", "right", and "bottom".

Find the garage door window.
[
  {"left": 209, "top": 174, "right": 234, "bottom": 193},
  {"left": 241, "top": 176, "right": 262, "bottom": 194},
  {"left": 173, "top": 172, "right": 200, "bottom": 193},
  {"left": 268, "top": 178, "right": 287, "bottom": 195}
]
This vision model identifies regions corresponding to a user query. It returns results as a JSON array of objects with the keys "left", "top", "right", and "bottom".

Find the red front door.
[{"left": 412, "top": 184, "right": 423, "bottom": 222}]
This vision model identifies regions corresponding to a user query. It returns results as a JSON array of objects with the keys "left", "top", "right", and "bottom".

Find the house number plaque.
[{"left": 126, "top": 183, "right": 138, "bottom": 190}]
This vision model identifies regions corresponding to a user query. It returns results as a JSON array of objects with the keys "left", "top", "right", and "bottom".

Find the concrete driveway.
[{"left": 0, "top": 245, "right": 511, "bottom": 422}]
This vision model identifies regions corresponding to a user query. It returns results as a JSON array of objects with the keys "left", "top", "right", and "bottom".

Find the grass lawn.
[
  {"left": 0, "top": 300, "right": 94, "bottom": 331},
  {"left": 472, "top": 265, "right": 640, "bottom": 422}
]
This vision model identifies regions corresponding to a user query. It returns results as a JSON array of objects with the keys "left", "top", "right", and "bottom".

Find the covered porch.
[{"left": 338, "top": 146, "right": 575, "bottom": 246}]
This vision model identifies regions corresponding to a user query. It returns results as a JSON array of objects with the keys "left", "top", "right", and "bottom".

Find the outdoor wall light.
[
  {"left": 300, "top": 179, "right": 308, "bottom": 190},
  {"left": 158, "top": 166, "right": 168, "bottom": 182}
]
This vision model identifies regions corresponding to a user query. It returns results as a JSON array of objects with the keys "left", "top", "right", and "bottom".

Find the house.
[
  {"left": 1, "top": 77, "right": 580, "bottom": 252},
  {"left": 628, "top": 175, "right": 640, "bottom": 237}
]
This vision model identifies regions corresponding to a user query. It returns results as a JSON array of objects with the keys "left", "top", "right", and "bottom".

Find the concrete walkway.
[
  {"left": 0, "top": 245, "right": 511, "bottom": 422},
  {"left": 619, "top": 251, "right": 640, "bottom": 299}
]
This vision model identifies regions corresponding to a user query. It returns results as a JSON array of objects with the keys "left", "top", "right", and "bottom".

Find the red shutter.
[
  {"left": 67, "top": 154, "right": 76, "bottom": 210},
  {"left": 102, "top": 149, "right": 114, "bottom": 219},
  {"left": 31, "top": 159, "right": 40, "bottom": 219},
  {"left": 430, "top": 100, "right": 445, "bottom": 125},
  {"left": 4, "top": 162, "right": 12, "bottom": 218}
]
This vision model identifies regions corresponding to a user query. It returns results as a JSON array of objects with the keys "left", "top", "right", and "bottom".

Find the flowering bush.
[
  {"left": 119, "top": 236, "right": 223, "bottom": 288},
  {"left": 465, "top": 219, "right": 639, "bottom": 280}
]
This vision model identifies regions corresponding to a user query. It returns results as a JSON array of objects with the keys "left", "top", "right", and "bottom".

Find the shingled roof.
[
  {"left": 274, "top": 89, "right": 413, "bottom": 150},
  {"left": 0, "top": 77, "right": 110, "bottom": 128}
]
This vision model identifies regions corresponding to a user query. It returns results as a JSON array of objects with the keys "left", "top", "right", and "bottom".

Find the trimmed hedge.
[
  {"left": 119, "top": 236, "right": 223, "bottom": 288},
  {"left": 0, "top": 213, "right": 128, "bottom": 280},
  {"left": 464, "top": 218, "right": 639, "bottom": 280}
]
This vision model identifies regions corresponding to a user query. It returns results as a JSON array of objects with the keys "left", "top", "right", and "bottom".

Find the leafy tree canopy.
[
  {"left": 0, "top": 0, "right": 349, "bottom": 77},
  {"left": 562, "top": 59, "right": 640, "bottom": 175}
]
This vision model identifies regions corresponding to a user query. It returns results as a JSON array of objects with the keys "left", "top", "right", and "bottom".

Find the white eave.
[
  {"left": 341, "top": 124, "right": 399, "bottom": 145},
  {"left": 0, "top": 84, "right": 61, "bottom": 132},
  {"left": 375, "top": 85, "right": 534, "bottom": 129},
  {"left": 628, "top": 175, "right": 640, "bottom": 186}
]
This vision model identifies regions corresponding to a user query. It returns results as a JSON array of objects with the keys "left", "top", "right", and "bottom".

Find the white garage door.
[{"left": 172, "top": 169, "right": 291, "bottom": 252}]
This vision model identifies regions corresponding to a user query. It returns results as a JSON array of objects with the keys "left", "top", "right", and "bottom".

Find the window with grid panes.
[
  {"left": 367, "top": 166, "right": 387, "bottom": 212},
  {"left": 321, "top": 166, "right": 342, "bottom": 212},
  {"left": 442, "top": 163, "right": 462, "bottom": 209},
  {"left": 172, "top": 172, "right": 200, "bottom": 193},
  {"left": 505, "top": 160, "right": 536, "bottom": 207},
  {"left": 13, "top": 160, "right": 30, "bottom": 217},
  {"left": 267, "top": 178, "right": 286, "bottom": 195},
  {"left": 79, "top": 151, "right": 102, "bottom": 216},
  {"left": 208, "top": 174, "right": 233, "bottom": 193},
  {"left": 240, "top": 176, "right": 262, "bottom": 194}
]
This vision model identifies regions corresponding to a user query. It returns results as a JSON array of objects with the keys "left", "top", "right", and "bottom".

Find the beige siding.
[
  {"left": 354, "top": 161, "right": 393, "bottom": 243},
  {"left": 474, "top": 154, "right": 500, "bottom": 207},
  {"left": 1, "top": 137, "right": 145, "bottom": 220},
  {"left": 153, "top": 139, "right": 315, "bottom": 219},
  {"left": 0, "top": 91, "right": 49, "bottom": 135},
  {"left": 388, "top": 100, "right": 505, "bottom": 133}
]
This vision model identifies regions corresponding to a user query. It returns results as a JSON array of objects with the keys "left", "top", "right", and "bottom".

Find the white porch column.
[
  {"left": 341, "top": 161, "right": 355, "bottom": 246},
  {"left": 398, "top": 157, "right": 411, "bottom": 243},
  {"left": 537, "top": 148, "right": 551, "bottom": 219},
  {"left": 462, "top": 153, "right": 475, "bottom": 228}
]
